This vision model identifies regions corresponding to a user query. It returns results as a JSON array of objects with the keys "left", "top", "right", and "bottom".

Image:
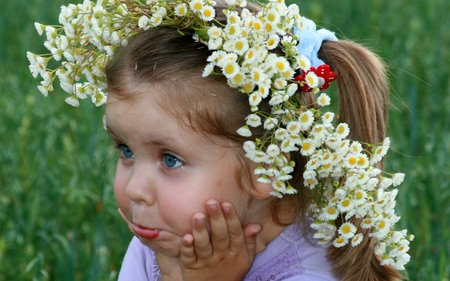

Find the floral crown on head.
[{"left": 28, "top": 0, "right": 412, "bottom": 270}]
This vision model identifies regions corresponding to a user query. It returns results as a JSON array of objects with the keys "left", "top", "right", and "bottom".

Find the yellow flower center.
[
  {"left": 194, "top": 2, "right": 202, "bottom": 10},
  {"left": 253, "top": 71, "right": 260, "bottom": 81},
  {"left": 276, "top": 61, "right": 285, "bottom": 70},
  {"left": 327, "top": 207, "right": 337, "bottom": 215},
  {"left": 348, "top": 157, "right": 357, "bottom": 165},
  {"left": 224, "top": 64, "right": 235, "bottom": 75},
  {"left": 357, "top": 156, "right": 366, "bottom": 166},
  {"left": 228, "top": 26, "right": 236, "bottom": 36},
  {"left": 203, "top": 9, "right": 211, "bottom": 17},
  {"left": 302, "top": 142, "right": 311, "bottom": 151},
  {"left": 342, "top": 224, "right": 352, "bottom": 234},
  {"left": 342, "top": 199, "right": 350, "bottom": 207},
  {"left": 300, "top": 113, "right": 310, "bottom": 123},
  {"left": 355, "top": 191, "right": 364, "bottom": 200},
  {"left": 235, "top": 40, "right": 244, "bottom": 51},
  {"left": 233, "top": 73, "right": 243, "bottom": 84},
  {"left": 243, "top": 82, "right": 253, "bottom": 92},
  {"left": 337, "top": 125, "right": 346, "bottom": 135}
]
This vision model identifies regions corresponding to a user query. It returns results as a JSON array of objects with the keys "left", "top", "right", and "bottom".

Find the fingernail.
[
  {"left": 222, "top": 205, "right": 231, "bottom": 213},
  {"left": 196, "top": 217, "right": 205, "bottom": 225},
  {"left": 207, "top": 202, "right": 217, "bottom": 211}
]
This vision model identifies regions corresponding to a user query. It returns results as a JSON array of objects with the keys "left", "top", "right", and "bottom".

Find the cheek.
[{"left": 113, "top": 164, "right": 130, "bottom": 213}]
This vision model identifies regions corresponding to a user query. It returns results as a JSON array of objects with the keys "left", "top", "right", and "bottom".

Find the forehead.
[{"left": 106, "top": 85, "right": 238, "bottom": 156}]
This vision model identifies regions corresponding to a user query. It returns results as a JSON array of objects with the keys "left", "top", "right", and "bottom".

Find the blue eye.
[
  {"left": 122, "top": 145, "right": 134, "bottom": 158},
  {"left": 162, "top": 154, "right": 183, "bottom": 168}
]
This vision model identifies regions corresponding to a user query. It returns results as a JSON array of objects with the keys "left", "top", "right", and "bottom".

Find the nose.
[{"left": 125, "top": 163, "right": 156, "bottom": 206}]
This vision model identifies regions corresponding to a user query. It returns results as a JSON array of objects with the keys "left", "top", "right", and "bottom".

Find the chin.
[{"left": 136, "top": 235, "right": 182, "bottom": 258}]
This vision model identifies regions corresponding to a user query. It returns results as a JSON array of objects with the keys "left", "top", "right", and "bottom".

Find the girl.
[{"left": 28, "top": 0, "right": 412, "bottom": 280}]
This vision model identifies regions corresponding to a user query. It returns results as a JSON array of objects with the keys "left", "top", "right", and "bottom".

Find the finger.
[
  {"left": 206, "top": 199, "right": 229, "bottom": 252},
  {"left": 220, "top": 202, "right": 245, "bottom": 251},
  {"left": 191, "top": 212, "right": 213, "bottom": 259},
  {"left": 243, "top": 223, "right": 262, "bottom": 264},
  {"left": 179, "top": 234, "right": 197, "bottom": 267}
]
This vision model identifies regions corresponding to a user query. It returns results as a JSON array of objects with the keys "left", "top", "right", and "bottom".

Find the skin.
[{"left": 105, "top": 83, "right": 292, "bottom": 280}]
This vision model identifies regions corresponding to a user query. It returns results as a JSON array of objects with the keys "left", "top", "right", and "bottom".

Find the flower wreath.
[{"left": 27, "top": 0, "right": 413, "bottom": 270}]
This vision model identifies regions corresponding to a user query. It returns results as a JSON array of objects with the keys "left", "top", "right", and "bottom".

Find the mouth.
[{"left": 132, "top": 224, "right": 160, "bottom": 240}]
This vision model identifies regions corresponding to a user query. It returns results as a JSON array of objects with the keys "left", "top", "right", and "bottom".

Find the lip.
[{"left": 132, "top": 224, "right": 160, "bottom": 240}]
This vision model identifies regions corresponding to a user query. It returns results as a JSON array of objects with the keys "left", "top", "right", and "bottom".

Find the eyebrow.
[
  {"left": 105, "top": 123, "right": 180, "bottom": 149},
  {"left": 105, "top": 124, "right": 121, "bottom": 141}
]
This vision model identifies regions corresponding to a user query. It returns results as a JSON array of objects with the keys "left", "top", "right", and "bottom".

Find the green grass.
[{"left": 1, "top": 0, "right": 449, "bottom": 280}]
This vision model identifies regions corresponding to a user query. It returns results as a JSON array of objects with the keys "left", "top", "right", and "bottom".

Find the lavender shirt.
[{"left": 118, "top": 222, "right": 337, "bottom": 281}]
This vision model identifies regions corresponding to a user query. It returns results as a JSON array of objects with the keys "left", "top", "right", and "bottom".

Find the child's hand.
[{"left": 179, "top": 200, "right": 262, "bottom": 281}]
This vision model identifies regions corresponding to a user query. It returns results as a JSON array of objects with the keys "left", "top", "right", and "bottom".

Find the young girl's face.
[{"left": 105, "top": 85, "right": 265, "bottom": 257}]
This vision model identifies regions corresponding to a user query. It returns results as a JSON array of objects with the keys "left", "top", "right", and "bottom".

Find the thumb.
[{"left": 242, "top": 223, "right": 262, "bottom": 264}]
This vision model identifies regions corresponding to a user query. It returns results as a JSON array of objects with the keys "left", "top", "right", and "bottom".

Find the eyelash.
[
  {"left": 113, "top": 143, "right": 134, "bottom": 159},
  {"left": 113, "top": 142, "right": 184, "bottom": 169}
]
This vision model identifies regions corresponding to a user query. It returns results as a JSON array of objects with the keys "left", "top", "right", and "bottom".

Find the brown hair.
[{"left": 105, "top": 4, "right": 403, "bottom": 281}]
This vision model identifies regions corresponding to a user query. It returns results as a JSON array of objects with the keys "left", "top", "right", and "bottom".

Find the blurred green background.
[{"left": 1, "top": 0, "right": 449, "bottom": 280}]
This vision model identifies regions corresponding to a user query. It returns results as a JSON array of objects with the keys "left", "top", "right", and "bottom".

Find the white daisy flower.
[
  {"left": 335, "top": 123, "right": 350, "bottom": 139},
  {"left": 249, "top": 92, "right": 262, "bottom": 107},
  {"left": 202, "top": 62, "right": 215, "bottom": 77},
  {"left": 246, "top": 114, "right": 262, "bottom": 127},
  {"left": 298, "top": 55, "right": 311, "bottom": 71},
  {"left": 266, "top": 144, "right": 280, "bottom": 157},
  {"left": 224, "top": 23, "right": 241, "bottom": 38},
  {"left": 322, "top": 112, "right": 334, "bottom": 124},
  {"left": 317, "top": 93, "right": 331, "bottom": 107},
  {"left": 273, "top": 77, "right": 287, "bottom": 89},
  {"left": 272, "top": 180, "right": 286, "bottom": 192},
  {"left": 208, "top": 37, "right": 223, "bottom": 50},
  {"left": 286, "top": 121, "right": 300, "bottom": 134},
  {"left": 237, "top": 125, "right": 252, "bottom": 137},
  {"left": 300, "top": 138, "right": 315, "bottom": 156},
  {"left": 298, "top": 110, "right": 314, "bottom": 130},
  {"left": 34, "top": 22, "right": 45, "bottom": 36},
  {"left": 344, "top": 153, "right": 358, "bottom": 168},
  {"left": 174, "top": 3, "right": 188, "bottom": 16},
  {"left": 243, "top": 140, "right": 256, "bottom": 152},
  {"left": 221, "top": 61, "right": 240, "bottom": 78},
  {"left": 337, "top": 197, "right": 354, "bottom": 213},
  {"left": 351, "top": 233, "right": 364, "bottom": 246},
  {"left": 349, "top": 141, "right": 363, "bottom": 153},
  {"left": 303, "top": 170, "right": 318, "bottom": 189},
  {"left": 200, "top": 5, "right": 215, "bottom": 21},
  {"left": 264, "top": 117, "right": 278, "bottom": 130},
  {"left": 92, "top": 90, "right": 107, "bottom": 106},
  {"left": 250, "top": 68, "right": 266, "bottom": 84},
  {"left": 65, "top": 95, "right": 80, "bottom": 107},
  {"left": 339, "top": 222, "right": 357, "bottom": 239},
  {"left": 257, "top": 175, "right": 272, "bottom": 184},
  {"left": 226, "top": 10, "right": 241, "bottom": 24},
  {"left": 138, "top": 15, "right": 150, "bottom": 29},
  {"left": 266, "top": 34, "right": 280, "bottom": 50},
  {"left": 189, "top": 0, "right": 204, "bottom": 12},
  {"left": 392, "top": 173, "right": 405, "bottom": 186},
  {"left": 254, "top": 164, "right": 267, "bottom": 175},
  {"left": 268, "top": 94, "right": 284, "bottom": 106},
  {"left": 286, "top": 83, "right": 298, "bottom": 96}
]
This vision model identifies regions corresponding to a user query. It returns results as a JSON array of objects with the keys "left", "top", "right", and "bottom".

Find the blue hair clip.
[{"left": 294, "top": 19, "right": 338, "bottom": 67}]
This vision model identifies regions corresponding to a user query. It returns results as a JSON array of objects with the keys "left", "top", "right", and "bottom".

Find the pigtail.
[{"left": 318, "top": 40, "right": 403, "bottom": 281}]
